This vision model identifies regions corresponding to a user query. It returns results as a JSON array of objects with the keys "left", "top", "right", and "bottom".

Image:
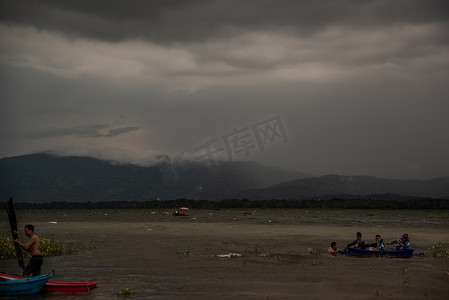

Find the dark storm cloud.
[
  {"left": 1, "top": 0, "right": 448, "bottom": 43},
  {"left": 27, "top": 125, "right": 139, "bottom": 139},
  {"left": 1, "top": 0, "right": 448, "bottom": 180}
]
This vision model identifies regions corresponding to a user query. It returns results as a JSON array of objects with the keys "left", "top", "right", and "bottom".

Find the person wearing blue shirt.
[
  {"left": 370, "top": 234, "right": 386, "bottom": 251},
  {"left": 388, "top": 233, "right": 411, "bottom": 250}
]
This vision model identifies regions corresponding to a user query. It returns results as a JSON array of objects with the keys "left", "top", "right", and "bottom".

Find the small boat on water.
[
  {"left": 173, "top": 207, "right": 190, "bottom": 216},
  {"left": 0, "top": 273, "right": 54, "bottom": 296},
  {"left": 339, "top": 248, "right": 415, "bottom": 257},
  {"left": 0, "top": 273, "right": 98, "bottom": 292}
]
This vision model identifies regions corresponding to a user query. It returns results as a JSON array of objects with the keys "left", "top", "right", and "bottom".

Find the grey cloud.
[
  {"left": 27, "top": 125, "right": 139, "bottom": 139},
  {"left": 1, "top": 0, "right": 448, "bottom": 43},
  {"left": 27, "top": 125, "right": 107, "bottom": 138},
  {"left": 1, "top": 0, "right": 448, "bottom": 180},
  {"left": 105, "top": 126, "right": 139, "bottom": 137}
]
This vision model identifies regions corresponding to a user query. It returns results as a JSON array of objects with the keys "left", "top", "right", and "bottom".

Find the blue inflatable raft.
[{"left": 339, "top": 248, "right": 415, "bottom": 257}]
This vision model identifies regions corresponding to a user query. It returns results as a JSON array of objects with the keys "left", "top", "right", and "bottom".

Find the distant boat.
[
  {"left": 0, "top": 273, "right": 98, "bottom": 292},
  {"left": 0, "top": 273, "right": 54, "bottom": 296},
  {"left": 172, "top": 207, "right": 190, "bottom": 216},
  {"left": 339, "top": 248, "right": 414, "bottom": 257}
]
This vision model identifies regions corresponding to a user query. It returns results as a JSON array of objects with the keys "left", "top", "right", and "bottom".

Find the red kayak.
[{"left": 0, "top": 273, "right": 98, "bottom": 292}]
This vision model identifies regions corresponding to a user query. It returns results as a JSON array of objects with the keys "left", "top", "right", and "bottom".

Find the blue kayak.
[
  {"left": 339, "top": 248, "right": 414, "bottom": 257},
  {"left": 0, "top": 273, "right": 55, "bottom": 296}
]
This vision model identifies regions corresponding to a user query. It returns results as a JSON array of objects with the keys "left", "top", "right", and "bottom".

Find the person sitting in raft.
[
  {"left": 328, "top": 242, "right": 339, "bottom": 253},
  {"left": 369, "top": 234, "right": 386, "bottom": 251},
  {"left": 345, "top": 232, "right": 366, "bottom": 250},
  {"left": 388, "top": 233, "right": 411, "bottom": 250}
]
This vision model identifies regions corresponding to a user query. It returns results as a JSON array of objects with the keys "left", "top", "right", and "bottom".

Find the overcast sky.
[{"left": 1, "top": 0, "right": 448, "bottom": 179}]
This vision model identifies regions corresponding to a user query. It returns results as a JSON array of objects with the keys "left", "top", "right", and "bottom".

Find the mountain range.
[
  {"left": 239, "top": 174, "right": 449, "bottom": 200},
  {"left": 1, "top": 153, "right": 448, "bottom": 202}
]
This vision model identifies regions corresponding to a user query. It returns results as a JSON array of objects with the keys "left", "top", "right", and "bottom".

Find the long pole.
[{"left": 6, "top": 198, "right": 25, "bottom": 270}]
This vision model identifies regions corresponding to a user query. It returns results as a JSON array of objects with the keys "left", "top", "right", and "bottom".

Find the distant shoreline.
[{"left": 4, "top": 198, "right": 449, "bottom": 210}]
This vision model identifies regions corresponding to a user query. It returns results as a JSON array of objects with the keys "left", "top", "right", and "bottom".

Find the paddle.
[{"left": 6, "top": 198, "right": 25, "bottom": 270}]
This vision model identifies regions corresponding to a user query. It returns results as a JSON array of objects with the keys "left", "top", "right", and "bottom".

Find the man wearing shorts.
[{"left": 14, "top": 224, "right": 43, "bottom": 277}]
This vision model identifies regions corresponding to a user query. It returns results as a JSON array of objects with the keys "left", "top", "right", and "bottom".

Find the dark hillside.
[{"left": 0, "top": 153, "right": 307, "bottom": 202}]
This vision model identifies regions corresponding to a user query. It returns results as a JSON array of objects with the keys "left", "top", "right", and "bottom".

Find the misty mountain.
[
  {"left": 238, "top": 174, "right": 449, "bottom": 200},
  {"left": 1, "top": 154, "right": 448, "bottom": 203},
  {"left": 0, "top": 153, "right": 309, "bottom": 202}
]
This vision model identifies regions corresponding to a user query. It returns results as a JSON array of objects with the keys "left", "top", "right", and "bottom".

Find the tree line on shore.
[{"left": 5, "top": 198, "right": 449, "bottom": 210}]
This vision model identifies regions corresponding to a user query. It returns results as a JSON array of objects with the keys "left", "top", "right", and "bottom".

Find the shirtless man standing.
[{"left": 14, "top": 224, "right": 43, "bottom": 277}]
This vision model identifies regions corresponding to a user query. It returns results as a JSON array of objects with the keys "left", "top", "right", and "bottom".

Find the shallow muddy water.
[{"left": 1, "top": 209, "right": 449, "bottom": 299}]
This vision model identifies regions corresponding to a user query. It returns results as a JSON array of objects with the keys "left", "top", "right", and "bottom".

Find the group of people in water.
[{"left": 328, "top": 232, "right": 411, "bottom": 253}]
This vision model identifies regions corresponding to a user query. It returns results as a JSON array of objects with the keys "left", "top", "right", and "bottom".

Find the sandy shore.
[{"left": 1, "top": 209, "right": 449, "bottom": 299}]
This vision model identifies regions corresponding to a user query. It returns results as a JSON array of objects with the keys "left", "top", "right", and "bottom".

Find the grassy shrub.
[
  {"left": 309, "top": 248, "right": 322, "bottom": 255},
  {"left": 0, "top": 234, "right": 16, "bottom": 259},
  {"left": 40, "top": 236, "right": 64, "bottom": 256},
  {"left": 0, "top": 233, "right": 83, "bottom": 259},
  {"left": 426, "top": 242, "right": 449, "bottom": 258},
  {"left": 245, "top": 244, "right": 263, "bottom": 255},
  {"left": 117, "top": 288, "right": 135, "bottom": 296},
  {"left": 311, "top": 258, "right": 323, "bottom": 266}
]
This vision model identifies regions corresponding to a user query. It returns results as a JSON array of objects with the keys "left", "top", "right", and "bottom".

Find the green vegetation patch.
[
  {"left": 426, "top": 242, "right": 449, "bottom": 258},
  {"left": 245, "top": 244, "right": 263, "bottom": 255},
  {"left": 309, "top": 248, "right": 322, "bottom": 255},
  {"left": 117, "top": 288, "right": 135, "bottom": 296},
  {"left": 425, "top": 214, "right": 449, "bottom": 219},
  {"left": 1, "top": 233, "right": 93, "bottom": 259},
  {"left": 311, "top": 258, "right": 323, "bottom": 266},
  {"left": 0, "top": 234, "right": 16, "bottom": 259}
]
